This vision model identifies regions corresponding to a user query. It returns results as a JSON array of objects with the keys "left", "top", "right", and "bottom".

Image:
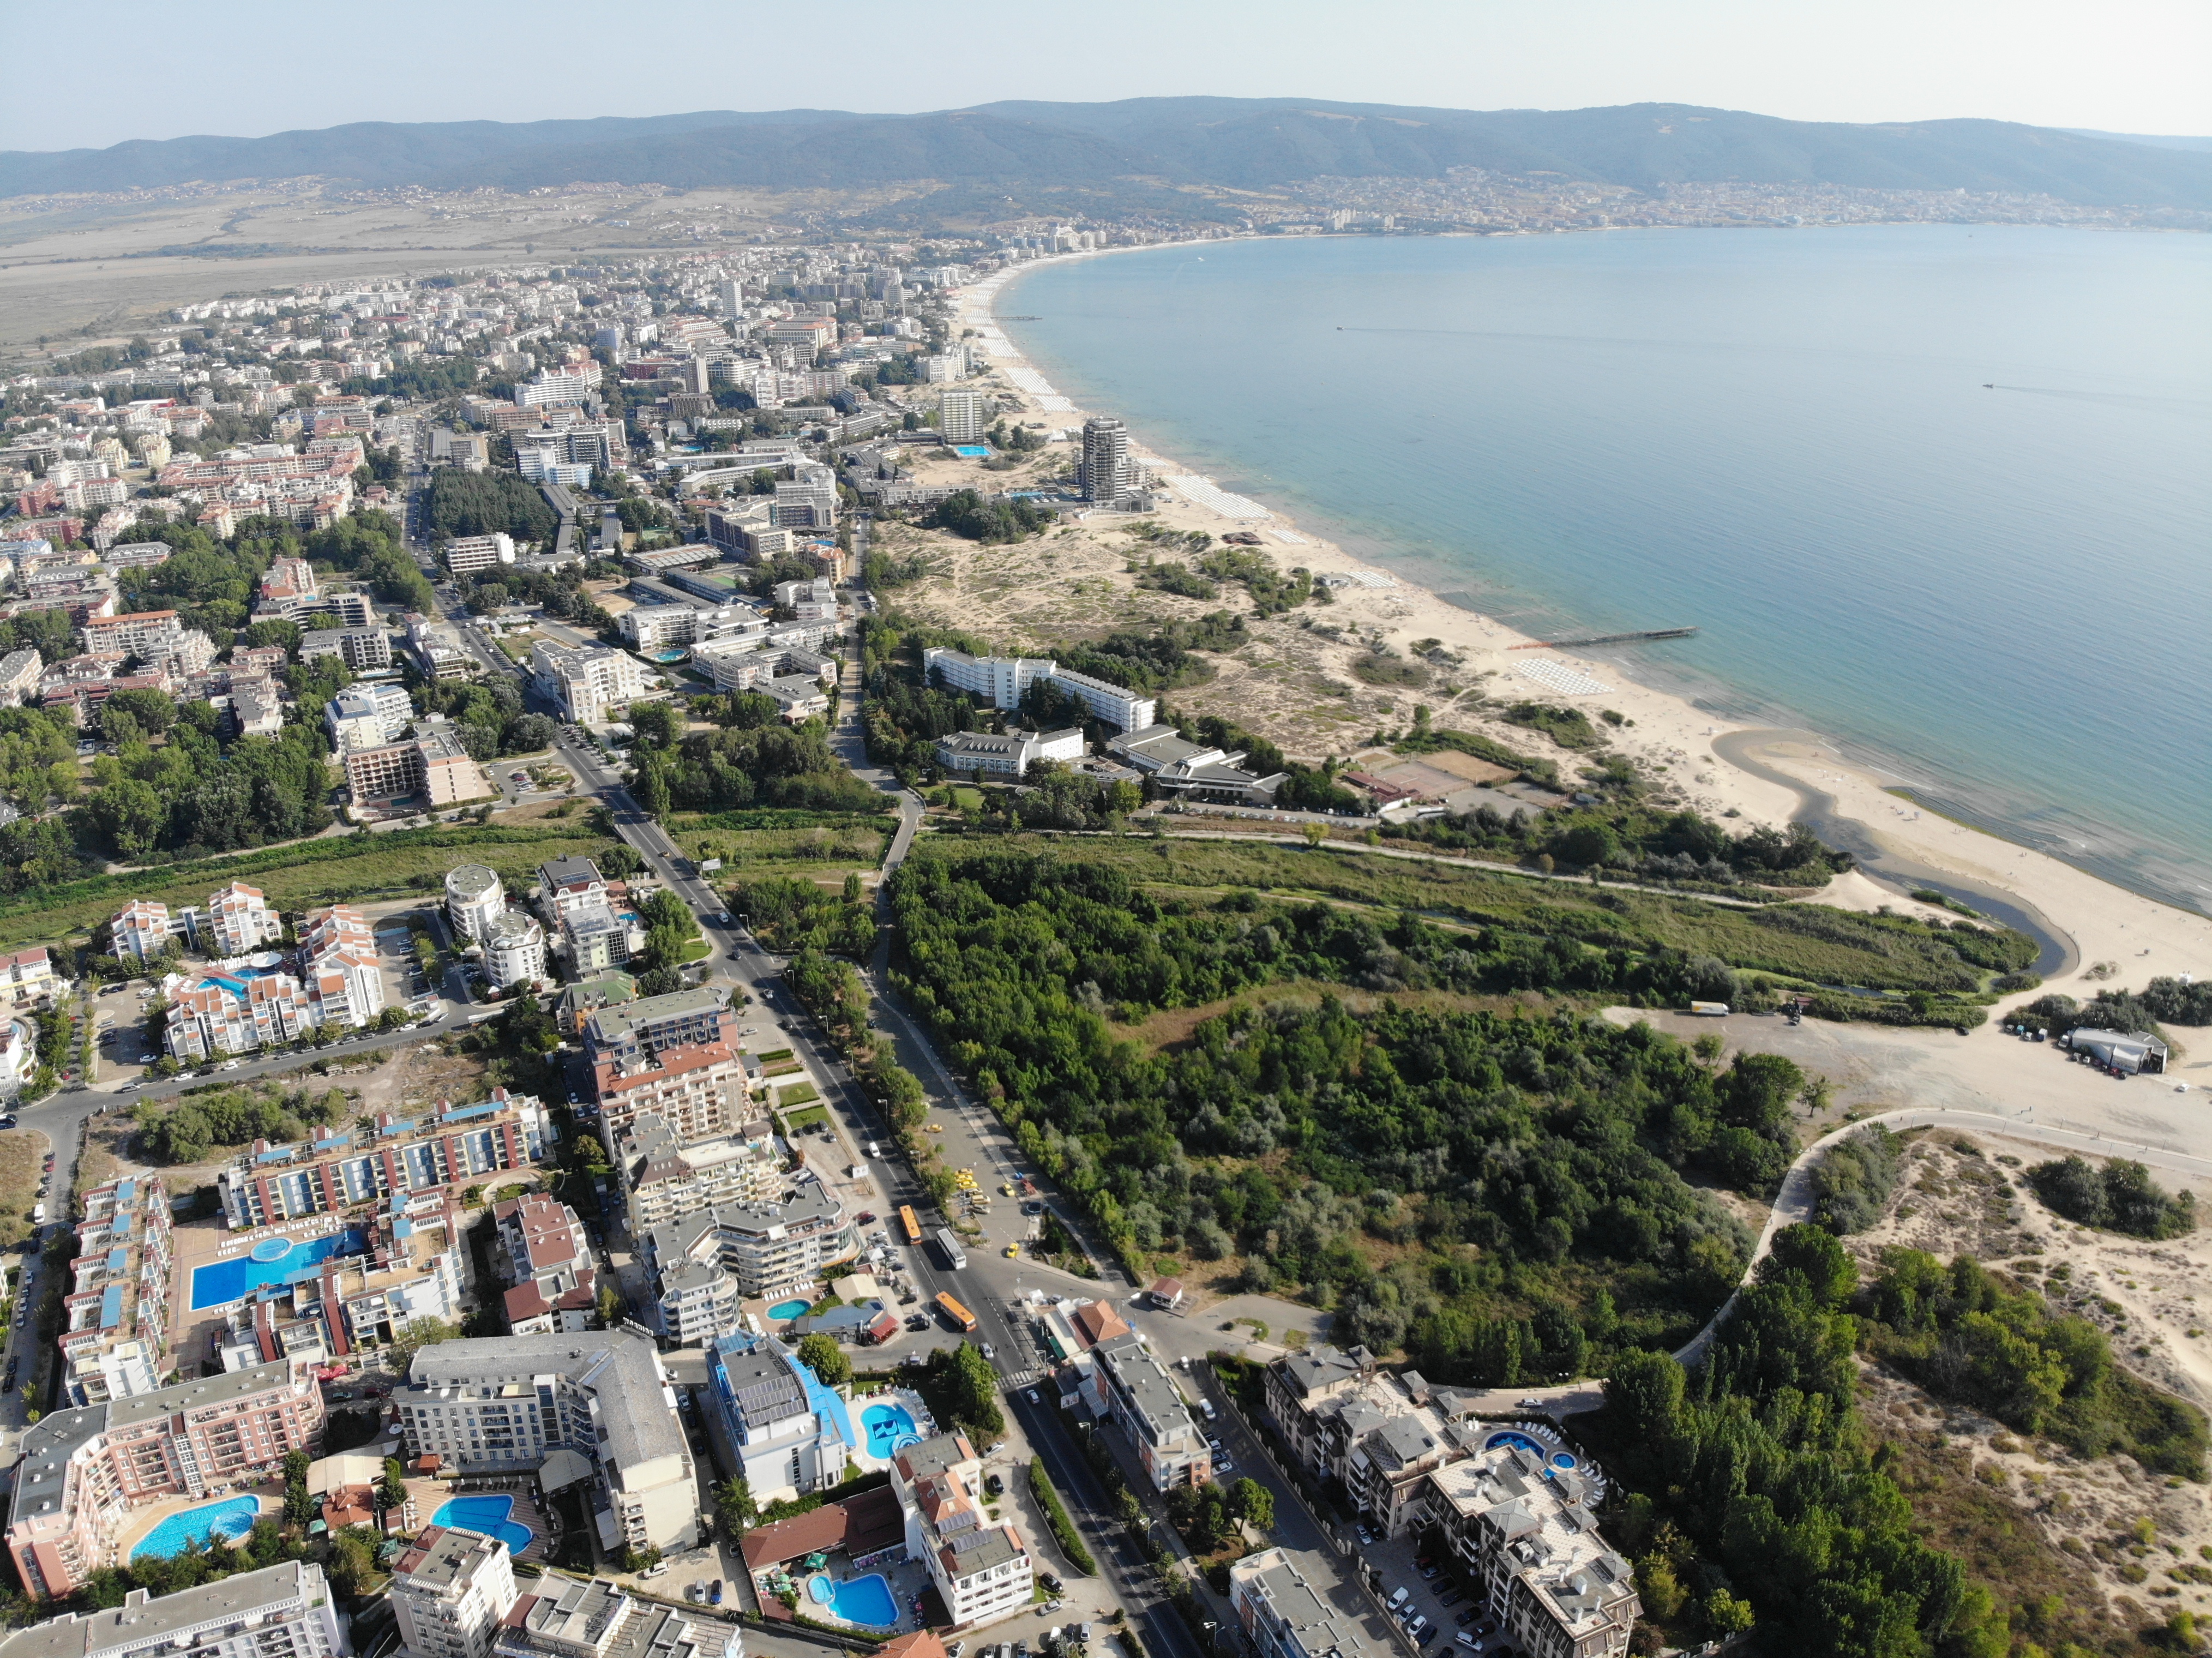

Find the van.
[{"left": 1388, "top": 1588, "right": 1410, "bottom": 1609}]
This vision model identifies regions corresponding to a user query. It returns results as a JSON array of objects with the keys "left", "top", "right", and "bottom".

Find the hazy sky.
[{"left": 3, "top": 0, "right": 2204, "bottom": 152}]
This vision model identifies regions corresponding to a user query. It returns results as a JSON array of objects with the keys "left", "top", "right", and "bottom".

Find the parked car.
[
  {"left": 984, "top": 1473, "right": 1004, "bottom": 1497},
  {"left": 640, "top": 1563, "right": 668, "bottom": 1579},
  {"left": 1421, "top": 1565, "right": 1441, "bottom": 1580},
  {"left": 708, "top": 1581, "right": 723, "bottom": 1606},
  {"left": 1456, "top": 1612, "right": 1480, "bottom": 1627},
  {"left": 1355, "top": 1524, "right": 1374, "bottom": 1545}
]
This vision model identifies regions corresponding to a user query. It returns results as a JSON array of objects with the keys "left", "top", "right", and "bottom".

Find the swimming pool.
[
  {"left": 950, "top": 444, "right": 990, "bottom": 459},
  {"left": 768, "top": 1298, "right": 813, "bottom": 1321},
  {"left": 861, "top": 1402, "right": 919, "bottom": 1458},
  {"left": 190, "top": 1229, "right": 367, "bottom": 1309},
  {"left": 132, "top": 1496, "right": 261, "bottom": 1560},
  {"left": 432, "top": 1494, "right": 534, "bottom": 1555},
  {"left": 809, "top": 1572, "right": 898, "bottom": 1627},
  {"left": 198, "top": 964, "right": 283, "bottom": 997},
  {"left": 1484, "top": 1430, "right": 1579, "bottom": 1471}
]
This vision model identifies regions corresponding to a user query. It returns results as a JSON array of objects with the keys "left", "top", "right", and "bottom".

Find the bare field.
[
  {"left": 1848, "top": 1129, "right": 2212, "bottom": 1625},
  {"left": 0, "top": 179, "right": 928, "bottom": 348}
]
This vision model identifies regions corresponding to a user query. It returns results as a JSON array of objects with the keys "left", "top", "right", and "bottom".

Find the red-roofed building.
[
  {"left": 493, "top": 1193, "right": 597, "bottom": 1335},
  {"left": 1072, "top": 1299, "right": 1132, "bottom": 1348}
]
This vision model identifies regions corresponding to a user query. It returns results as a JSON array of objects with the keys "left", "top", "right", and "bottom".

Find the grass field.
[
  {"left": 959, "top": 834, "right": 2018, "bottom": 993},
  {"left": 0, "top": 824, "right": 625, "bottom": 954},
  {"left": 0, "top": 1131, "right": 41, "bottom": 1247},
  {"left": 667, "top": 813, "right": 895, "bottom": 875}
]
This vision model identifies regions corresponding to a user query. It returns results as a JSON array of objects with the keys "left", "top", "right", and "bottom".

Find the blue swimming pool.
[
  {"left": 133, "top": 1496, "right": 261, "bottom": 1560},
  {"left": 950, "top": 444, "right": 990, "bottom": 459},
  {"left": 768, "top": 1298, "right": 813, "bottom": 1321},
  {"left": 1486, "top": 1430, "right": 1546, "bottom": 1457},
  {"left": 809, "top": 1571, "right": 898, "bottom": 1627},
  {"left": 862, "top": 1402, "right": 919, "bottom": 1458},
  {"left": 432, "top": 1494, "right": 534, "bottom": 1555},
  {"left": 190, "top": 1229, "right": 366, "bottom": 1310}
]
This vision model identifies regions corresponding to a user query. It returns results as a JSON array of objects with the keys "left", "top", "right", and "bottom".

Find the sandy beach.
[{"left": 944, "top": 249, "right": 2212, "bottom": 1028}]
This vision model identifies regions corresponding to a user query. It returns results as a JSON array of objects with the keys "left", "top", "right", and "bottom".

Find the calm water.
[{"left": 1000, "top": 228, "right": 2212, "bottom": 915}]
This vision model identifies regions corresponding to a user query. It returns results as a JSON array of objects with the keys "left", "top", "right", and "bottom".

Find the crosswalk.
[{"left": 1000, "top": 1367, "right": 1041, "bottom": 1390}]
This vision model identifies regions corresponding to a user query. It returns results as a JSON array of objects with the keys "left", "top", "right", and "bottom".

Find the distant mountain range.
[{"left": 7, "top": 98, "right": 2211, "bottom": 212}]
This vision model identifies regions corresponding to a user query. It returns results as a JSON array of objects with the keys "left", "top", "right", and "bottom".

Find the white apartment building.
[
  {"left": 1425, "top": 1447, "right": 1640, "bottom": 1658},
  {"left": 493, "top": 1581, "right": 738, "bottom": 1658},
  {"left": 0, "top": 649, "right": 41, "bottom": 707},
  {"left": 109, "top": 898, "right": 177, "bottom": 963},
  {"left": 705, "top": 1332, "right": 857, "bottom": 1505},
  {"left": 0, "top": 1564, "right": 351, "bottom": 1658},
  {"left": 299, "top": 904, "right": 386, "bottom": 1030},
  {"left": 399, "top": 1331, "right": 699, "bottom": 1555},
  {"left": 1229, "top": 1549, "right": 1382, "bottom": 1658},
  {"left": 939, "top": 388, "right": 988, "bottom": 444},
  {"left": 922, "top": 647, "right": 1053, "bottom": 709},
  {"left": 530, "top": 640, "right": 654, "bottom": 724},
  {"left": 1079, "top": 416, "right": 1130, "bottom": 502},
  {"left": 934, "top": 728, "right": 1084, "bottom": 778},
  {"left": 618, "top": 1112, "right": 782, "bottom": 1232},
  {"left": 326, "top": 681, "right": 414, "bottom": 749},
  {"left": 392, "top": 1524, "right": 517, "bottom": 1658},
  {"left": 892, "top": 1431, "right": 1035, "bottom": 1629},
  {"left": 445, "top": 534, "right": 516, "bottom": 576},
  {"left": 446, "top": 865, "right": 505, "bottom": 942},
  {"left": 1041, "top": 666, "right": 1156, "bottom": 731},
  {"left": 643, "top": 1173, "right": 857, "bottom": 1317},
  {"left": 1084, "top": 1332, "right": 1212, "bottom": 1490},
  {"left": 537, "top": 855, "right": 607, "bottom": 923},
  {"left": 483, "top": 910, "right": 547, "bottom": 991},
  {"left": 618, "top": 605, "right": 704, "bottom": 652},
  {"left": 206, "top": 881, "right": 282, "bottom": 958},
  {"left": 921, "top": 648, "right": 1156, "bottom": 730}
]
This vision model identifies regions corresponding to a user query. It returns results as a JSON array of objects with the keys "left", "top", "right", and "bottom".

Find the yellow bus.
[
  {"left": 899, "top": 1205, "right": 924, "bottom": 1246},
  {"left": 935, "top": 1291, "right": 978, "bottom": 1333}
]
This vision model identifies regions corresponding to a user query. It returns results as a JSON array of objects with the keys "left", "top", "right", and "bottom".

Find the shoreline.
[{"left": 959, "top": 247, "right": 2212, "bottom": 1013}]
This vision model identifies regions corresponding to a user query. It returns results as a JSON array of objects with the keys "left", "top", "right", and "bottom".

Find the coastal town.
[{"left": 0, "top": 93, "right": 2204, "bottom": 1658}]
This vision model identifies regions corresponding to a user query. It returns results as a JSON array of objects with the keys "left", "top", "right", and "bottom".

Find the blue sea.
[{"left": 999, "top": 227, "right": 2212, "bottom": 915}]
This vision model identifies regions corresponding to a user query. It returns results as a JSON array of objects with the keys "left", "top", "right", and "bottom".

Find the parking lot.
[{"left": 1357, "top": 1528, "right": 1506, "bottom": 1658}]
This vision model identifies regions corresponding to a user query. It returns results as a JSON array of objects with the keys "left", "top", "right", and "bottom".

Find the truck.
[
  {"left": 935, "top": 1291, "right": 979, "bottom": 1333},
  {"left": 933, "top": 1228, "right": 968, "bottom": 1271},
  {"left": 1689, "top": 1001, "right": 1730, "bottom": 1017}
]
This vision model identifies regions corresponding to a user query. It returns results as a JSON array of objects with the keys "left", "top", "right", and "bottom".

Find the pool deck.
[
  {"left": 112, "top": 1481, "right": 280, "bottom": 1562},
  {"left": 166, "top": 1212, "right": 357, "bottom": 1371}
]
